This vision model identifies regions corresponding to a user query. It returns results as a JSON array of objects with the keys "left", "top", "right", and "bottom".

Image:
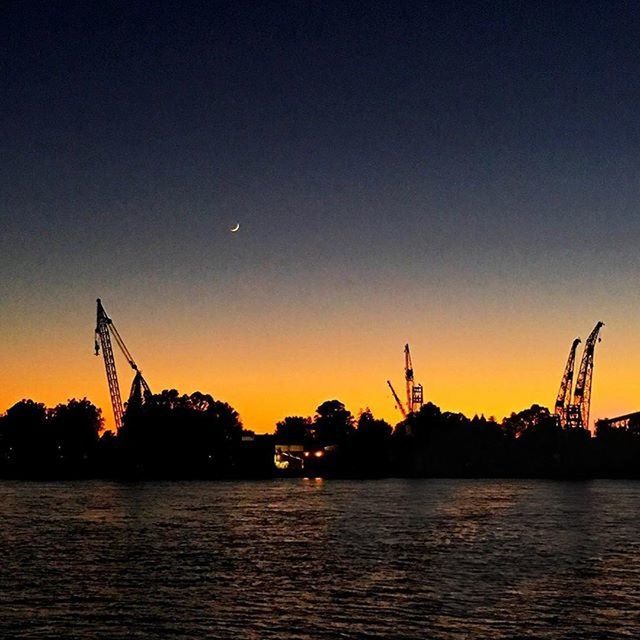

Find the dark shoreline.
[
  {"left": 3, "top": 472, "right": 640, "bottom": 481},
  {"left": 4, "top": 396, "right": 640, "bottom": 482}
]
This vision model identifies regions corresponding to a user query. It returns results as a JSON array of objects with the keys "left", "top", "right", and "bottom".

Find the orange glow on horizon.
[{"left": 1, "top": 293, "right": 639, "bottom": 435}]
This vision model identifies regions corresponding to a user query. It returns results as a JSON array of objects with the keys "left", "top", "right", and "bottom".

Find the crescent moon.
[{"left": 230, "top": 223, "right": 240, "bottom": 232}]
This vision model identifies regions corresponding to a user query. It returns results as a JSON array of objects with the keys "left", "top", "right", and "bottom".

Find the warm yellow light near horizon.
[
  {"left": 1, "top": 290, "right": 639, "bottom": 435},
  {"left": 2, "top": 305, "right": 638, "bottom": 437}
]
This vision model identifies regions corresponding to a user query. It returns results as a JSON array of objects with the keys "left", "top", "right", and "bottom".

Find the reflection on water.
[{"left": 1, "top": 480, "right": 640, "bottom": 639}]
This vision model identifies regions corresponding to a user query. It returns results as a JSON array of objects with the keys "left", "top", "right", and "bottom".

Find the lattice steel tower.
[{"left": 94, "top": 299, "right": 151, "bottom": 430}]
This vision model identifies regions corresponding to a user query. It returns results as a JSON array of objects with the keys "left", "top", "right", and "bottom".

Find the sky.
[{"left": 2, "top": 0, "right": 640, "bottom": 432}]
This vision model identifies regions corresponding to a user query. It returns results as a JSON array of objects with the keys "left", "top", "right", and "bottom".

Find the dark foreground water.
[{"left": 1, "top": 480, "right": 640, "bottom": 639}]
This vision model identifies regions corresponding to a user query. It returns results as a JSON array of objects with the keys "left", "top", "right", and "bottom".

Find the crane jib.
[{"left": 94, "top": 298, "right": 151, "bottom": 430}]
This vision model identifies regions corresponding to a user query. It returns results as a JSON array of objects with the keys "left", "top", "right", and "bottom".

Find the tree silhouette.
[
  {"left": 0, "top": 399, "right": 48, "bottom": 472},
  {"left": 348, "top": 410, "right": 393, "bottom": 476},
  {"left": 119, "top": 389, "right": 243, "bottom": 477},
  {"left": 49, "top": 398, "right": 103, "bottom": 469},
  {"left": 275, "top": 416, "right": 310, "bottom": 444},
  {"left": 357, "top": 410, "right": 392, "bottom": 439},
  {"left": 0, "top": 398, "right": 102, "bottom": 477},
  {"left": 501, "top": 404, "right": 552, "bottom": 440},
  {"left": 312, "top": 400, "right": 354, "bottom": 446}
]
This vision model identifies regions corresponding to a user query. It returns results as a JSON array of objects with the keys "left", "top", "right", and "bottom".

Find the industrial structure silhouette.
[{"left": 3, "top": 300, "right": 640, "bottom": 479}]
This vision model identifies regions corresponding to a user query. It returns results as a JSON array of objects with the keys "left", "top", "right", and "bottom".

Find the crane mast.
[
  {"left": 94, "top": 298, "right": 151, "bottom": 430},
  {"left": 404, "top": 344, "right": 414, "bottom": 413},
  {"left": 567, "top": 321, "right": 604, "bottom": 431},
  {"left": 554, "top": 337, "right": 581, "bottom": 426},
  {"left": 388, "top": 343, "right": 424, "bottom": 418},
  {"left": 404, "top": 343, "right": 424, "bottom": 414}
]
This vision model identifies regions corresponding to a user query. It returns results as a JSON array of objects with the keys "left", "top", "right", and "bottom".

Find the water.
[{"left": 1, "top": 479, "right": 640, "bottom": 639}]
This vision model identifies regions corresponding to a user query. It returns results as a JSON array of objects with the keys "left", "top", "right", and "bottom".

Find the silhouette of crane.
[
  {"left": 565, "top": 321, "right": 604, "bottom": 431},
  {"left": 554, "top": 337, "right": 581, "bottom": 427},
  {"left": 388, "top": 344, "right": 424, "bottom": 418},
  {"left": 404, "top": 343, "right": 423, "bottom": 414},
  {"left": 94, "top": 299, "right": 151, "bottom": 430}
]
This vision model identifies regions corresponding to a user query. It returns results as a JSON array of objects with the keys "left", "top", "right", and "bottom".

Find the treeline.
[
  {"left": 1, "top": 393, "right": 640, "bottom": 478},
  {"left": 0, "top": 398, "right": 102, "bottom": 477},
  {"left": 277, "top": 400, "right": 640, "bottom": 478},
  {"left": 0, "top": 391, "right": 262, "bottom": 479}
]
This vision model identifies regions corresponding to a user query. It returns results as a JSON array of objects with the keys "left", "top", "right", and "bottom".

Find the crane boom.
[
  {"left": 571, "top": 321, "right": 604, "bottom": 430},
  {"left": 94, "top": 298, "right": 151, "bottom": 430},
  {"left": 387, "top": 380, "right": 407, "bottom": 418},
  {"left": 554, "top": 337, "right": 581, "bottom": 426},
  {"left": 95, "top": 299, "right": 124, "bottom": 430},
  {"left": 566, "top": 321, "right": 604, "bottom": 430}
]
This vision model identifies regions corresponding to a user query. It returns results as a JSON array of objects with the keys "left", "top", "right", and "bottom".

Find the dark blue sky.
[
  {"left": 4, "top": 1, "right": 640, "bottom": 292},
  {"left": 2, "top": 1, "right": 640, "bottom": 427}
]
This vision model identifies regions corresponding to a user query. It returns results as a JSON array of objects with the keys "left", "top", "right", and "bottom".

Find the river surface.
[{"left": 1, "top": 479, "right": 640, "bottom": 639}]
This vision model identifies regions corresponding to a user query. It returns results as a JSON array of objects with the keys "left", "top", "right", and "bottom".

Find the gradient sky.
[{"left": 2, "top": 1, "right": 640, "bottom": 432}]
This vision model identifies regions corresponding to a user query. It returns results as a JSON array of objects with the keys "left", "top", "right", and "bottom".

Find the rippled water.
[{"left": 1, "top": 480, "right": 640, "bottom": 639}]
